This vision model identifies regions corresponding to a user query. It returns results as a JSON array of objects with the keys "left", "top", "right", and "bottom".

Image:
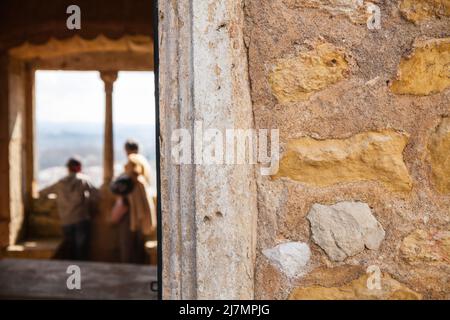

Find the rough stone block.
[
  {"left": 400, "top": 229, "right": 450, "bottom": 265},
  {"left": 399, "top": 0, "right": 450, "bottom": 23},
  {"left": 262, "top": 242, "right": 311, "bottom": 278},
  {"left": 307, "top": 201, "right": 385, "bottom": 261},
  {"left": 428, "top": 117, "right": 450, "bottom": 194},
  {"left": 284, "top": 0, "right": 371, "bottom": 24},
  {"left": 268, "top": 42, "right": 349, "bottom": 103},
  {"left": 391, "top": 38, "right": 450, "bottom": 96},
  {"left": 273, "top": 129, "right": 412, "bottom": 192},
  {"left": 289, "top": 272, "right": 422, "bottom": 300}
]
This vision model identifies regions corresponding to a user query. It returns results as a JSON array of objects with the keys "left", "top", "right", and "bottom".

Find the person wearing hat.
[{"left": 39, "top": 157, "right": 98, "bottom": 260}]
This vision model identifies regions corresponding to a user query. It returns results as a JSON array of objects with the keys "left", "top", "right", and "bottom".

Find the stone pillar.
[
  {"left": 159, "top": 0, "right": 258, "bottom": 299},
  {"left": 90, "top": 71, "right": 119, "bottom": 262},
  {"left": 24, "top": 63, "right": 36, "bottom": 224},
  {"left": 0, "top": 54, "right": 10, "bottom": 250},
  {"left": 0, "top": 55, "right": 26, "bottom": 248},
  {"left": 100, "top": 71, "right": 118, "bottom": 185}
]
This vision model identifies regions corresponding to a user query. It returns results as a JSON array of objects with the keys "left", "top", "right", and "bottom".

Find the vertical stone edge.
[
  {"left": 160, "top": 0, "right": 257, "bottom": 299},
  {"left": 23, "top": 63, "right": 36, "bottom": 236},
  {"left": 0, "top": 53, "right": 11, "bottom": 251},
  {"left": 159, "top": 0, "right": 198, "bottom": 299},
  {"left": 192, "top": 0, "right": 257, "bottom": 299}
]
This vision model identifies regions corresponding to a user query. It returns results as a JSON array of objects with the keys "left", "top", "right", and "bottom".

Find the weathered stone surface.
[
  {"left": 391, "top": 38, "right": 450, "bottom": 96},
  {"left": 399, "top": 0, "right": 450, "bottom": 23},
  {"left": 274, "top": 130, "right": 412, "bottom": 192},
  {"left": 246, "top": 0, "right": 450, "bottom": 300},
  {"left": 268, "top": 42, "right": 349, "bottom": 103},
  {"left": 262, "top": 242, "right": 311, "bottom": 278},
  {"left": 299, "top": 265, "right": 365, "bottom": 287},
  {"left": 160, "top": 0, "right": 258, "bottom": 299},
  {"left": 307, "top": 201, "right": 385, "bottom": 261},
  {"left": 284, "top": 0, "right": 371, "bottom": 24},
  {"left": 289, "top": 272, "right": 422, "bottom": 300},
  {"left": 400, "top": 229, "right": 450, "bottom": 265},
  {"left": 0, "top": 259, "right": 157, "bottom": 300},
  {"left": 428, "top": 117, "right": 450, "bottom": 194}
]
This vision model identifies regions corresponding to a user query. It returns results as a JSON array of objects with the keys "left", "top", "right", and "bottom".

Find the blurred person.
[
  {"left": 124, "top": 139, "right": 152, "bottom": 185},
  {"left": 40, "top": 157, "right": 98, "bottom": 260},
  {"left": 110, "top": 140, "right": 156, "bottom": 263}
]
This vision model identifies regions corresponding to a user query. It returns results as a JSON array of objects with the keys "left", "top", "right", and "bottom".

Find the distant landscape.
[{"left": 37, "top": 122, "right": 156, "bottom": 188}]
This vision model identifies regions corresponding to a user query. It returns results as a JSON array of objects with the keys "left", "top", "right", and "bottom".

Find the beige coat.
[{"left": 124, "top": 153, "right": 156, "bottom": 235}]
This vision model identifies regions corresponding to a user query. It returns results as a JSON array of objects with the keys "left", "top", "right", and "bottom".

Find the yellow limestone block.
[
  {"left": 273, "top": 130, "right": 412, "bottom": 192},
  {"left": 400, "top": 229, "right": 450, "bottom": 265},
  {"left": 399, "top": 0, "right": 450, "bottom": 23},
  {"left": 289, "top": 273, "right": 422, "bottom": 300},
  {"left": 428, "top": 117, "right": 450, "bottom": 194},
  {"left": 268, "top": 42, "right": 349, "bottom": 103},
  {"left": 391, "top": 38, "right": 450, "bottom": 96}
]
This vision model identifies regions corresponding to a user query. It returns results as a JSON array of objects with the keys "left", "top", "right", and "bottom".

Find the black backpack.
[{"left": 110, "top": 174, "right": 134, "bottom": 196}]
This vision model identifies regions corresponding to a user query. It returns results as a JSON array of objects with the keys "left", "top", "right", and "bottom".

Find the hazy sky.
[{"left": 36, "top": 71, "right": 155, "bottom": 125}]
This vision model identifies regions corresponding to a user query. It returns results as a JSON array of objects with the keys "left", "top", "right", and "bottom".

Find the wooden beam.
[{"left": 31, "top": 51, "right": 153, "bottom": 71}]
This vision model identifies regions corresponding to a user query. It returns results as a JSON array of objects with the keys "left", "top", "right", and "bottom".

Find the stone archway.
[
  {"left": 0, "top": 0, "right": 155, "bottom": 257},
  {"left": 0, "top": 33, "right": 154, "bottom": 260}
]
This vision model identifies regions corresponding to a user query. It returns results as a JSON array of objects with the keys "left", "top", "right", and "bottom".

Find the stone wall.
[
  {"left": 8, "top": 58, "right": 26, "bottom": 246},
  {"left": 0, "top": 54, "right": 10, "bottom": 250},
  {"left": 28, "top": 197, "right": 62, "bottom": 238},
  {"left": 244, "top": 0, "right": 450, "bottom": 299},
  {"left": 0, "top": 54, "right": 26, "bottom": 250}
]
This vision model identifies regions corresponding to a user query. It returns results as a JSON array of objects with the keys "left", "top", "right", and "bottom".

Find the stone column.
[
  {"left": 159, "top": 0, "right": 258, "bottom": 299},
  {"left": 0, "top": 56, "right": 26, "bottom": 247},
  {"left": 90, "top": 71, "right": 119, "bottom": 262},
  {"left": 24, "top": 63, "right": 36, "bottom": 221},
  {"left": 0, "top": 54, "right": 10, "bottom": 250},
  {"left": 100, "top": 71, "right": 118, "bottom": 185}
]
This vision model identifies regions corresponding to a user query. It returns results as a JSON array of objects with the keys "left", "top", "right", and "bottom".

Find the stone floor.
[{"left": 0, "top": 258, "right": 158, "bottom": 299}]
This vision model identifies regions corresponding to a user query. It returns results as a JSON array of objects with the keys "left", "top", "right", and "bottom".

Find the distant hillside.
[{"left": 37, "top": 122, "right": 156, "bottom": 188}]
